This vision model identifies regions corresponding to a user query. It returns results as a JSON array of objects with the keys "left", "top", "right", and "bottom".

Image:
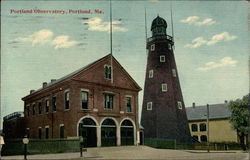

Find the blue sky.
[{"left": 1, "top": 1, "right": 249, "bottom": 126}]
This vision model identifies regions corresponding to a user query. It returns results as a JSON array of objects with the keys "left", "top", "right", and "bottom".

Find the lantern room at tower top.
[{"left": 147, "top": 15, "right": 174, "bottom": 44}]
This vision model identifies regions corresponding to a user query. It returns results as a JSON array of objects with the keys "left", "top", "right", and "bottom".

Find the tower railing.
[{"left": 147, "top": 35, "right": 173, "bottom": 43}]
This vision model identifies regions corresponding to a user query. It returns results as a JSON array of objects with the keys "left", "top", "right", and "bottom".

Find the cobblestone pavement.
[{"left": 1, "top": 146, "right": 249, "bottom": 160}]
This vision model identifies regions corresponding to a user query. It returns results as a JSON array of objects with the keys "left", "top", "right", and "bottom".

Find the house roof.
[
  {"left": 22, "top": 54, "right": 141, "bottom": 100},
  {"left": 186, "top": 103, "right": 231, "bottom": 121}
]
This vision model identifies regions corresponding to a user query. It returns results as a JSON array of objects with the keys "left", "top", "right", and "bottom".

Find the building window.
[
  {"left": 151, "top": 44, "right": 155, "bottom": 51},
  {"left": 177, "top": 101, "right": 183, "bottom": 110},
  {"left": 192, "top": 135, "right": 199, "bottom": 142},
  {"left": 126, "top": 96, "right": 132, "bottom": 113},
  {"left": 104, "top": 94, "right": 114, "bottom": 110},
  {"left": 147, "top": 102, "right": 152, "bottom": 110},
  {"left": 60, "top": 125, "right": 64, "bottom": 138},
  {"left": 45, "top": 127, "right": 49, "bottom": 139},
  {"left": 32, "top": 104, "right": 35, "bottom": 115},
  {"left": 104, "top": 65, "right": 112, "bottom": 80},
  {"left": 200, "top": 123, "right": 206, "bottom": 131},
  {"left": 168, "top": 43, "right": 172, "bottom": 50},
  {"left": 162, "top": 83, "right": 167, "bottom": 92},
  {"left": 200, "top": 135, "right": 207, "bottom": 142},
  {"left": 81, "top": 91, "right": 89, "bottom": 109},
  {"left": 38, "top": 102, "right": 42, "bottom": 114},
  {"left": 38, "top": 127, "right": 42, "bottom": 139},
  {"left": 172, "top": 69, "right": 177, "bottom": 77},
  {"left": 64, "top": 91, "right": 70, "bottom": 110},
  {"left": 149, "top": 70, "right": 153, "bottom": 78},
  {"left": 191, "top": 124, "right": 198, "bottom": 132},
  {"left": 160, "top": 55, "right": 166, "bottom": 62},
  {"left": 52, "top": 96, "right": 56, "bottom": 112},
  {"left": 45, "top": 99, "right": 49, "bottom": 113}
]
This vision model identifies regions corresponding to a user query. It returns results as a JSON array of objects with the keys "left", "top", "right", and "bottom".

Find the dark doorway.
[
  {"left": 79, "top": 118, "right": 97, "bottom": 147},
  {"left": 121, "top": 120, "right": 134, "bottom": 145},
  {"left": 101, "top": 118, "right": 116, "bottom": 146},
  {"left": 139, "top": 131, "right": 144, "bottom": 145}
]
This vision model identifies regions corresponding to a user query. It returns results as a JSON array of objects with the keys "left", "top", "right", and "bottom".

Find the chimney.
[
  {"left": 43, "top": 82, "right": 47, "bottom": 88},
  {"left": 192, "top": 102, "right": 195, "bottom": 108},
  {"left": 224, "top": 100, "right": 228, "bottom": 104},
  {"left": 30, "top": 90, "right": 35, "bottom": 94},
  {"left": 51, "top": 79, "right": 56, "bottom": 83}
]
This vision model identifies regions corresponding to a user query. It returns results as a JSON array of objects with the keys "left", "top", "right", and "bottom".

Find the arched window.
[
  {"left": 102, "top": 118, "right": 116, "bottom": 126},
  {"left": 81, "top": 118, "right": 96, "bottom": 126},
  {"left": 121, "top": 120, "right": 133, "bottom": 127}
]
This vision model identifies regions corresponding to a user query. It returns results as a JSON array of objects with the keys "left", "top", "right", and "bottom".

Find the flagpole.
[{"left": 110, "top": 0, "right": 113, "bottom": 83}]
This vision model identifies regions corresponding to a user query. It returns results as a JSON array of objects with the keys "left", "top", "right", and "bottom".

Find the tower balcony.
[{"left": 147, "top": 35, "right": 174, "bottom": 44}]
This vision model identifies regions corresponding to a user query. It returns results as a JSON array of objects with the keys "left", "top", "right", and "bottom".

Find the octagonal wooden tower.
[{"left": 141, "top": 16, "right": 191, "bottom": 143}]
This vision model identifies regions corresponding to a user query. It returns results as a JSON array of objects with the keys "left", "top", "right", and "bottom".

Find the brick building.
[{"left": 21, "top": 54, "right": 141, "bottom": 147}]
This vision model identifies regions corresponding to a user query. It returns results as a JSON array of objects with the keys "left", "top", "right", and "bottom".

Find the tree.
[{"left": 229, "top": 94, "right": 249, "bottom": 150}]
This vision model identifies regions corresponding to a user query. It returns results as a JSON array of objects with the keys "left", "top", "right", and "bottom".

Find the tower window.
[
  {"left": 81, "top": 90, "right": 89, "bottom": 109},
  {"left": 149, "top": 70, "right": 153, "bottom": 78},
  {"left": 64, "top": 91, "right": 70, "bottom": 110},
  {"left": 160, "top": 55, "right": 165, "bottom": 62},
  {"left": 172, "top": 69, "right": 177, "bottom": 77},
  {"left": 168, "top": 43, "right": 172, "bottom": 50},
  {"left": 177, "top": 101, "right": 183, "bottom": 109},
  {"left": 104, "top": 93, "right": 114, "bottom": 110},
  {"left": 151, "top": 44, "right": 155, "bottom": 51},
  {"left": 104, "top": 65, "right": 112, "bottom": 80},
  {"left": 162, "top": 83, "right": 167, "bottom": 92},
  {"left": 147, "top": 102, "right": 152, "bottom": 110}
]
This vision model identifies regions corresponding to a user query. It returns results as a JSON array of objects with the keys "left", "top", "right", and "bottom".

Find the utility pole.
[{"left": 207, "top": 104, "right": 210, "bottom": 153}]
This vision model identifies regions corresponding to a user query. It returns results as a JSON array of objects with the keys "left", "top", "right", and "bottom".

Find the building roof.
[
  {"left": 186, "top": 103, "right": 231, "bottom": 121},
  {"left": 22, "top": 54, "right": 141, "bottom": 100}
]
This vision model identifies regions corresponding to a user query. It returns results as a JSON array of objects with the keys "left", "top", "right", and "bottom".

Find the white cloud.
[
  {"left": 207, "top": 32, "right": 237, "bottom": 45},
  {"left": 52, "top": 36, "right": 79, "bottom": 49},
  {"left": 15, "top": 29, "right": 79, "bottom": 49},
  {"left": 196, "top": 57, "right": 237, "bottom": 71},
  {"left": 83, "top": 17, "right": 128, "bottom": 33},
  {"left": 184, "top": 37, "right": 207, "bottom": 48},
  {"left": 181, "top": 16, "right": 215, "bottom": 26},
  {"left": 185, "top": 32, "right": 236, "bottom": 48},
  {"left": 15, "top": 29, "right": 53, "bottom": 46}
]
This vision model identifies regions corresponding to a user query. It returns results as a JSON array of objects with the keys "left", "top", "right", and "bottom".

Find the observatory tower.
[{"left": 141, "top": 16, "right": 191, "bottom": 142}]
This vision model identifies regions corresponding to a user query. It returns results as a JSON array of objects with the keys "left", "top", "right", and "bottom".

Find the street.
[{"left": 2, "top": 146, "right": 249, "bottom": 160}]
